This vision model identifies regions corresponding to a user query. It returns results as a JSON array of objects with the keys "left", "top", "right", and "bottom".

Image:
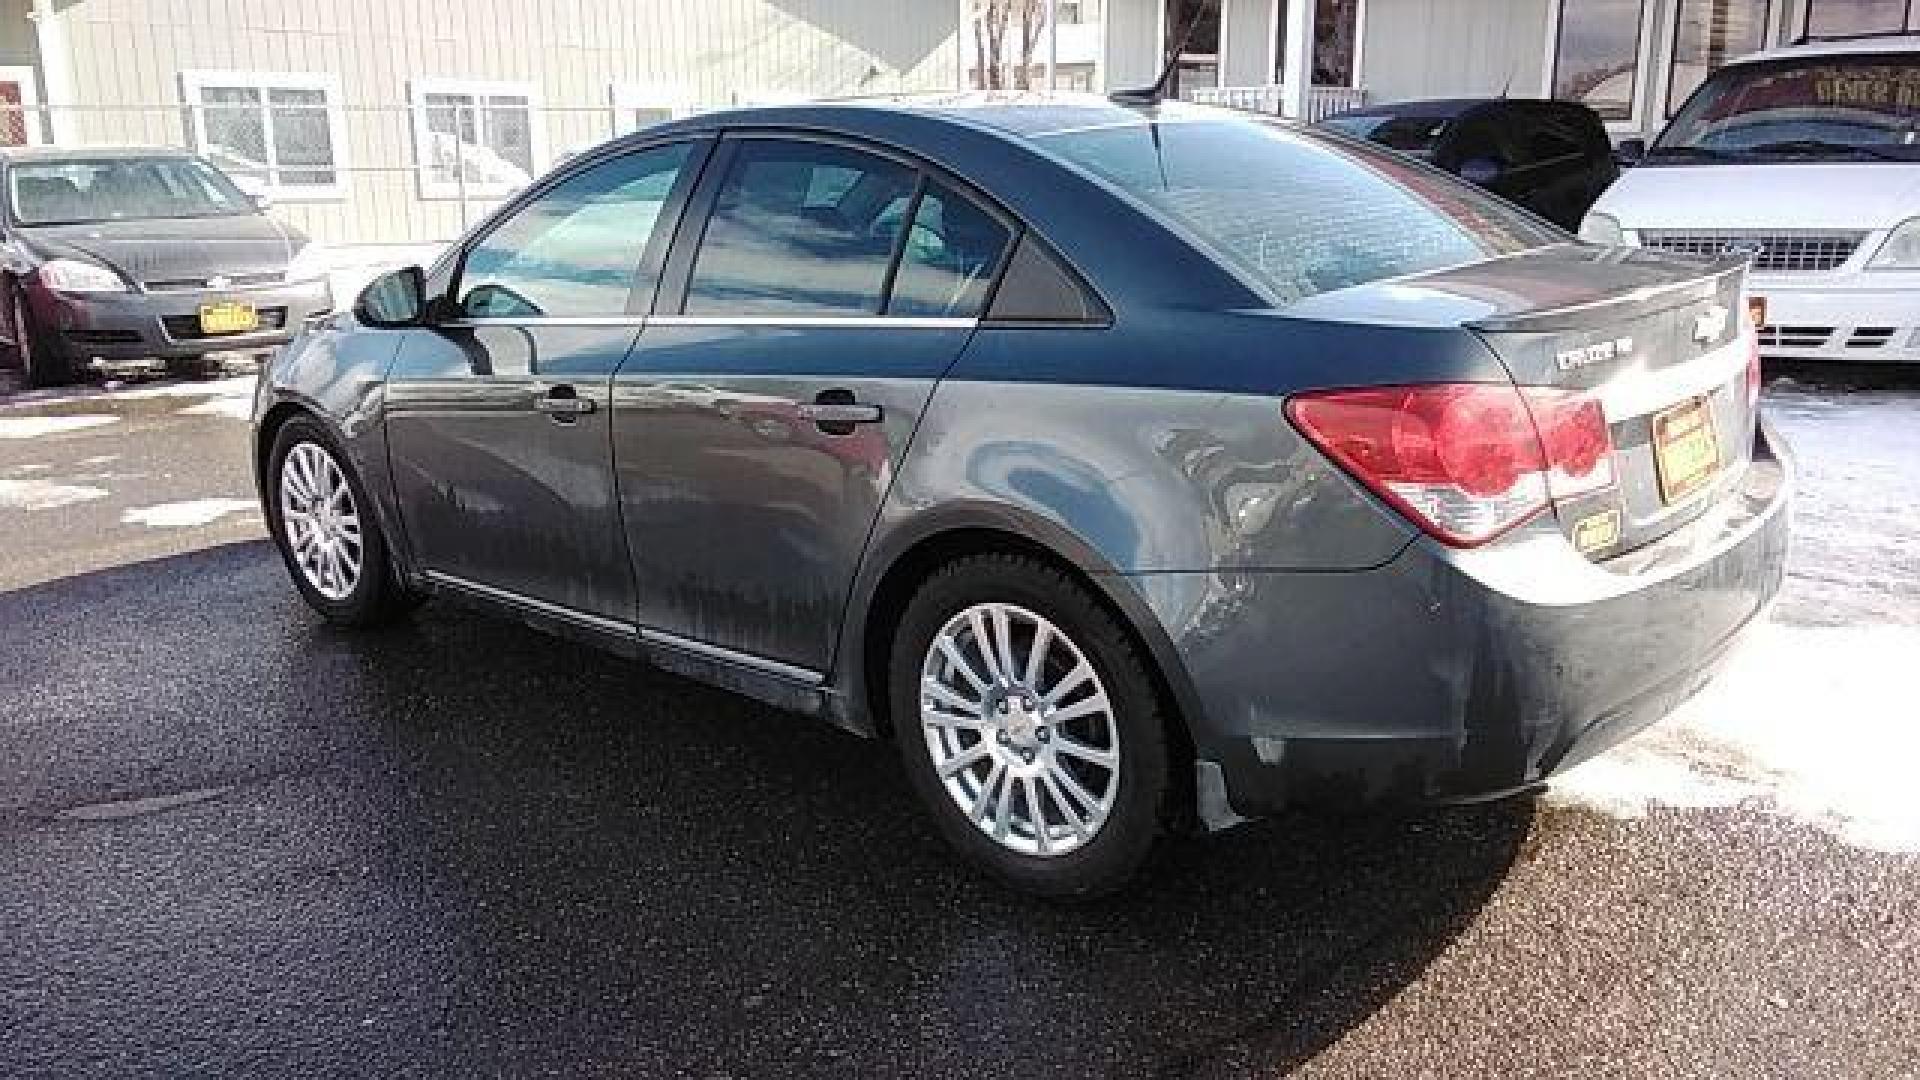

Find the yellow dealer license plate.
[
  {"left": 198, "top": 302, "right": 258, "bottom": 336},
  {"left": 1652, "top": 396, "right": 1720, "bottom": 504}
]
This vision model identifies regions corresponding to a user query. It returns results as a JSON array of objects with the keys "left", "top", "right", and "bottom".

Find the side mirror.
[
  {"left": 355, "top": 266, "right": 428, "bottom": 328},
  {"left": 231, "top": 173, "right": 273, "bottom": 211},
  {"left": 1614, "top": 138, "right": 1647, "bottom": 167}
]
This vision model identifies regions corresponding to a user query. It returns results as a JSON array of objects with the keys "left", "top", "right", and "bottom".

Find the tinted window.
[
  {"left": 684, "top": 140, "right": 916, "bottom": 315},
  {"left": 1038, "top": 118, "right": 1559, "bottom": 306},
  {"left": 887, "top": 182, "right": 1011, "bottom": 318},
  {"left": 1658, "top": 56, "right": 1920, "bottom": 161},
  {"left": 458, "top": 142, "right": 691, "bottom": 318},
  {"left": 1523, "top": 111, "right": 1587, "bottom": 164}
]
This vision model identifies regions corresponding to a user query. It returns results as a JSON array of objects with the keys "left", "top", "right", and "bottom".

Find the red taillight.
[{"left": 1287, "top": 383, "right": 1616, "bottom": 548}]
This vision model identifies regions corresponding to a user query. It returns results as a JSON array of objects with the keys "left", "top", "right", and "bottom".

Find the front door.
[
  {"left": 614, "top": 135, "right": 1014, "bottom": 674},
  {"left": 384, "top": 139, "right": 706, "bottom": 621}
]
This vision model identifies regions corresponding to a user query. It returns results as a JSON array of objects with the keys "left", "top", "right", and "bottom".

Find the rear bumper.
[
  {"left": 1745, "top": 272, "right": 1920, "bottom": 363},
  {"left": 1128, "top": 418, "right": 1792, "bottom": 820},
  {"left": 30, "top": 278, "right": 333, "bottom": 360}
]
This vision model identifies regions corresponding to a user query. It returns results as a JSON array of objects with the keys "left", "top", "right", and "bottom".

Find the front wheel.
[
  {"left": 10, "top": 287, "right": 77, "bottom": 388},
  {"left": 266, "top": 416, "right": 418, "bottom": 626},
  {"left": 890, "top": 552, "right": 1179, "bottom": 897}
]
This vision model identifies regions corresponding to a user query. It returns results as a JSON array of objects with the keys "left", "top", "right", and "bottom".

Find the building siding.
[
  {"left": 41, "top": 0, "right": 959, "bottom": 243},
  {"left": 1358, "top": 0, "right": 1553, "bottom": 109}
]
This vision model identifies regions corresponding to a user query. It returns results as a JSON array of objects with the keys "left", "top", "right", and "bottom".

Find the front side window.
[
  {"left": 1552, "top": 0, "right": 1651, "bottom": 122},
  {"left": 1656, "top": 54, "right": 1920, "bottom": 162},
  {"left": 411, "top": 80, "right": 541, "bottom": 199},
  {"left": 182, "top": 71, "right": 345, "bottom": 197},
  {"left": 1037, "top": 118, "right": 1559, "bottom": 307},
  {"left": 9, "top": 157, "right": 252, "bottom": 226},
  {"left": 683, "top": 140, "right": 916, "bottom": 316},
  {"left": 1669, "top": 0, "right": 1773, "bottom": 115},
  {"left": 457, "top": 143, "right": 692, "bottom": 319}
]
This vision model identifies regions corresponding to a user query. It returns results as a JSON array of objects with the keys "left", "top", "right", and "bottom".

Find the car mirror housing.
[
  {"left": 230, "top": 174, "right": 274, "bottom": 211},
  {"left": 355, "top": 266, "right": 428, "bottom": 328},
  {"left": 1614, "top": 138, "right": 1647, "bottom": 167}
]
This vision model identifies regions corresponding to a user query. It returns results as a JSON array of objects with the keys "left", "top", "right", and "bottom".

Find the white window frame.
[
  {"left": 0, "top": 66, "right": 44, "bottom": 147},
  {"left": 1541, "top": 0, "right": 1664, "bottom": 137},
  {"left": 609, "top": 82, "right": 697, "bottom": 133},
  {"left": 408, "top": 77, "right": 546, "bottom": 201},
  {"left": 179, "top": 70, "right": 348, "bottom": 201}
]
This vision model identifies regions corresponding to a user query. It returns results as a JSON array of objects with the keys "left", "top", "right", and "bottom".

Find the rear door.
[
  {"left": 383, "top": 139, "right": 707, "bottom": 620},
  {"left": 613, "top": 134, "right": 1014, "bottom": 675}
]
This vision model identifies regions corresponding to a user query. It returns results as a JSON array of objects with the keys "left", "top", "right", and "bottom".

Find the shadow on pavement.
[{"left": 1, "top": 542, "right": 1533, "bottom": 1078}]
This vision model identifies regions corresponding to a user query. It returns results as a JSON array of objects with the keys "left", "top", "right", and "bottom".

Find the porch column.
[
  {"left": 29, "top": 0, "right": 75, "bottom": 144},
  {"left": 1219, "top": 0, "right": 1281, "bottom": 89},
  {"left": 1280, "top": 0, "right": 1314, "bottom": 119}
]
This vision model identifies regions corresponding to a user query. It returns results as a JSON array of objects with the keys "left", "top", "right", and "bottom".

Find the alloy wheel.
[
  {"left": 279, "top": 441, "right": 363, "bottom": 601},
  {"left": 919, "top": 602, "right": 1120, "bottom": 857}
]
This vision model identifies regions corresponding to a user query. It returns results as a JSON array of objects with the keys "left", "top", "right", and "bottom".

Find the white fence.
[{"left": 1185, "top": 84, "right": 1368, "bottom": 122}]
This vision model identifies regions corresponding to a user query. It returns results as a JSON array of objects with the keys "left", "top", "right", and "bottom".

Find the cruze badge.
[
  {"left": 1693, "top": 304, "right": 1730, "bottom": 346},
  {"left": 1555, "top": 337, "right": 1635, "bottom": 372}
]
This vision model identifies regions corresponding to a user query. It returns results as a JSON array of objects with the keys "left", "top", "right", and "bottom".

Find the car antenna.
[{"left": 1110, "top": 0, "right": 1217, "bottom": 107}]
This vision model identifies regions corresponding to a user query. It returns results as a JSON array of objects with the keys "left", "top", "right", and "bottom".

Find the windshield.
[
  {"left": 8, "top": 157, "right": 254, "bottom": 226},
  {"left": 1657, "top": 54, "right": 1920, "bottom": 162},
  {"left": 1035, "top": 118, "right": 1559, "bottom": 306},
  {"left": 1319, "top": 113, "right": 1451, "bottom": 157}
]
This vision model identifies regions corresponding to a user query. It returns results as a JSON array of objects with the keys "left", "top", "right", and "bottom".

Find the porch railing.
[{"left": 1186, "top": 84, "right": 1367, "bottom": 122}]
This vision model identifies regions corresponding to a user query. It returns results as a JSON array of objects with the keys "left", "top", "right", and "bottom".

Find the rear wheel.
[
  {"left": 890, "top": 552, "right": 1176, "bottom": 897},
  {"left": 266, "top": 416, "right": 417, "bottom": 626}
]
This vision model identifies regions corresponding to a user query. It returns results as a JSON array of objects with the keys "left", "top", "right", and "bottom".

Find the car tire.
[
  {"left": 266, "top": 415, "right": 419, "bottom": 626},
  {"left": 11, "top": 287, "right": 77, "bottom": 389},
  {"left": 890, "top": 551, "right": 1179, "bottom": 898}
]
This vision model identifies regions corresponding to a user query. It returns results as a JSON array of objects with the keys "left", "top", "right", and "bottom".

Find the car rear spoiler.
[{"left": 1464, "top": 257, "right": 1747, "bottom": 335}]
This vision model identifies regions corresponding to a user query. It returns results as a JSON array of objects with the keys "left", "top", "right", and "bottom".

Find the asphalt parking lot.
[{"left": 3, "top": 369, "right": 1917, "bottom": 1078}]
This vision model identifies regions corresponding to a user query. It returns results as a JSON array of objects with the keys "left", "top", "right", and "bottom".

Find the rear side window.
[
  {"left": 458, "top": 142, "right": 692, "bottom": 318},
  {"left": 1037, "top": 119, "right": 1560, "bottom": 306},
  {"left": 1321, "top": 113, "right": 1451, "bottom": 157},
  {"left": 886, "top": 181, "right": 1012, "bottom": 318},
  {"left": 684, "top": 140, "right": 916, "bottom": 315}
]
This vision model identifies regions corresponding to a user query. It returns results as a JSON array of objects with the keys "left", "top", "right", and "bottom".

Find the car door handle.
[
  {"left": 796, "top": 402, "right": 882, "bottom": 426},
  {"left": 534, "top": 386, "right": 596, "bottom": 420}
]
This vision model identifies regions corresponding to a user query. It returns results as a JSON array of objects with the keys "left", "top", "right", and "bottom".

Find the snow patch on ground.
[
  {"left": 0, "top": 414, "right": 120, "bottom": 439},
  {"left": 0, "top": 478, "right": 109, "bottom": 509},
  {"left": 1550, "top": 622, "right": 1920, "bottom": 852},
  {"left": 106, "top": 376, "right": 256, "bottom": 401},
  {"left": 1550, "top": 385, "right": 1920, "bottom": 853},
  {"left": 178, "top": 396, "right": 254, "bottom": 420},
  {"left": 120, "top": 498, "right": 258, "bottom": 529}
]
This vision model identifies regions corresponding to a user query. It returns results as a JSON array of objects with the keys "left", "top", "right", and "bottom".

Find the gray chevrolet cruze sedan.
[{"left": 252, "top": 97, "right": 1791, "bottom": 896}]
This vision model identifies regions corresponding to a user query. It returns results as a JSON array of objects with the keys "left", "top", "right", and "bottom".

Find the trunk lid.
[{"left": 1453, "top": 248, "right": 1755, "bottom": 559}]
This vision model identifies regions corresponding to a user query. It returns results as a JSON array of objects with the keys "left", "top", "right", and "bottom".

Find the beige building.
[{"left": 0, "top": 0, "right": 963, "bottom": 244}]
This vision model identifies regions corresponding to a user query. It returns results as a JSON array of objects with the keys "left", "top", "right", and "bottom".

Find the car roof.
[
  {"left": 642, "top": 92, "right": 1256, "bottom": 145},
  {"left": 1736, "top": 33, "right": 1920, "bottom": 64},
  {"left": 0, "top": 145, "right": 198, "bottom": 164},
  {"left": 1321, "top": 98, "right": 1492, "bottom": 121}
]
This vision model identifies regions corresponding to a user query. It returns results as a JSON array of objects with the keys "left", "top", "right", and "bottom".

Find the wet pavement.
[{"left": 2, "top": 372, "right": 1917, "bottom": 1077}]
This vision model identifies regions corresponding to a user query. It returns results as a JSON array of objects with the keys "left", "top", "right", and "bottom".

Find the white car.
[{"left": 1582, "top": 34, "right": 1920, "bottom": 364}]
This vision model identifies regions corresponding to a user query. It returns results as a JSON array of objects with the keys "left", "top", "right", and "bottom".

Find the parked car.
[
  {"left": 255, "top": 97, "right": 1790, "bottom": 896},
  {"left": 1319, "top": 98, "right": 1619, "bottom": 230},
  {"left": 1583, "top": 34, "right": 1920, "bottom": 363},
  {"left": 0, "top": 147, "right": 333, "bottom": 387}
]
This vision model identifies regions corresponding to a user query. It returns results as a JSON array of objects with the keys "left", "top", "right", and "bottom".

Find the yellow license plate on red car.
[
  {"left": 198, "top": 302, "right": 258, "bottom": 335},
  {"left": 1652, "top": 396, "right": 1720, "bottom": 504}
]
